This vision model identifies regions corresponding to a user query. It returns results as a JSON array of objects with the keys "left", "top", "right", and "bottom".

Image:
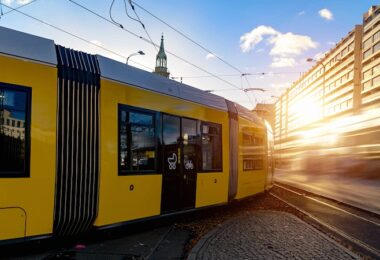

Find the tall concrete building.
[
  {"left": 274, "top": 5, "right": 380, "bottom": 176},
  {"left": 362, "top": 6, "right": 380, "bottom": 109}
]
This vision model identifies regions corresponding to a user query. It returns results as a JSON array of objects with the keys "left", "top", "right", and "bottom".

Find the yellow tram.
[{"left": 0, "top": 26, "right": 273, "bottom": 243}]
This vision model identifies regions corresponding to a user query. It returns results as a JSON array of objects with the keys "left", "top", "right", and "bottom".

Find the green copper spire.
[{"left": 154, "top": 34, "right": 170, "bottom": 78}]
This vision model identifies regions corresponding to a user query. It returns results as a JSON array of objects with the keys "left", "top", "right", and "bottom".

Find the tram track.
[{"left": 270, "top": 183, "right": 380, "bottom": 259}]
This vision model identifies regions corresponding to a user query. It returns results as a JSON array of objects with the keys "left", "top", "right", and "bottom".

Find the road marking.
[
  {"left": 270, "top": 192, "right": 380, "bottom": 259},
  {"left": 274, "top": 183, "right": 380, "bottom": 227}
]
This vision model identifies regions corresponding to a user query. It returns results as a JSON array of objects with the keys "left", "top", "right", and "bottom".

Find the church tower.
[{"left": 154, "top": 34, "right": 170, "bottom": 78}]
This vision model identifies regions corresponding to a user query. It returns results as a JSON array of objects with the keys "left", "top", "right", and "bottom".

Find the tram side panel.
[
  {"left": 235, "top": 116, "right": 267, "bottom": 199},
  {"left": 0, "top": 54, "right": 57, "bottom": 241},
  {"left": 95, "top": 78, "right": 162, "bottom": 227},
  {"left": 94, "top": 77, "right": 230, "bottom": 228}
]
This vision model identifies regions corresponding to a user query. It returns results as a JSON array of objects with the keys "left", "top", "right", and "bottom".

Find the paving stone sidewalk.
[{"left": 188, "top": 211, "right": 359, "bottom": 260}]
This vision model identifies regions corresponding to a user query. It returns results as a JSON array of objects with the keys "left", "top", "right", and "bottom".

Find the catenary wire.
[
  {"left": 1, "top": 0, "right": 255, "bottom": 107},
  {"left": 131, "top": 1, "right": 245, "bottom": 75},
  {"left": 122, "top": 0, "right": 140, "bottom": 24},
  {"left": 109, "top": 0, "right": 124, "bottom": 28},
  {"left": 172, "top": 71, "right": 302, "bottom": 79},
  {"left": 0, "top": 0, "right": 38, "bottom": 17},
  {"left": 67, "top": 0, "right": 249, "bottom": 96},
  {"left": 127, "top": 0, "right": 157, "bottom": 52},
  {"left": 0, "top": 2, "right": 154, "bottom": 71}
]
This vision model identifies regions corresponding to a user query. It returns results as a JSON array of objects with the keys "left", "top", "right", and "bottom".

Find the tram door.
[{"left": 161, "top": 115, "right": 197, "bottom": 213}]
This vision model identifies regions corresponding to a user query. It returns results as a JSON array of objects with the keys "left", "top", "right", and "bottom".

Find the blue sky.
[{"left": 0, "top": 0, "right": 378, "bottom": 109}]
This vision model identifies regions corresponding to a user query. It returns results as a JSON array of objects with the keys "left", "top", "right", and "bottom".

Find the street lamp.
[
  {"left": 307, "top": 58, "right": 326, "bottom": 117},
  {"left": 126, "top": 50, "right": 145, "bottom": 64}
]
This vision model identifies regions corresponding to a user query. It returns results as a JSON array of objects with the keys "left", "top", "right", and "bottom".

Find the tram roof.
[
  {"left": 0, "top": 26, "right": 57, "bottom": 66},
  {"left": 0, "top": 26, "right": 260, "bottom": 122},
  {"left": 97, "top": 55, "right": 229, "bottom": 112}
]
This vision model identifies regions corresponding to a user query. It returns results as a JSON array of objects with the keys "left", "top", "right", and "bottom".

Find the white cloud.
[
  {"left": 206, "top": 53, "right": 216, "bottom": 60},
  {"left": 239, "top": 25, "right": 277, "bottom": 52},
  {"left": 17, "top": 0, "right": 33, "bottom": 4},
  {"left": 2, "top": 0, "right": 14, "bottom": 5},
  {"left": 268, "top": 32, "right": 318, "bottom": 57},
  {"left": 327, "top": 41, "right": 336, "bottom": 46},
  {"left": 319, "top": 8, "right": 333, "bottom": 20},
  {"left": 240, "top": 26, "right": 317, "bottom": 68},
  {"left": 2, "top": 0, "right": 33, "bottom": 5},
  {"left": 271, "top": 57, "right": 297, "bottom": 68},
  {"left": 298, "top": 11, "right": 305, "bottom": 16},
  {"left": 256, "top": 48, "right": 264, "bottom": 53}
]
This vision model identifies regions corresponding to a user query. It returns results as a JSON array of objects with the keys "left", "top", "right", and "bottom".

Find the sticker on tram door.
[
  {"left": 168, "top": 153, "right": 177, "bottom": 170},
  {"left": 185, "top": 160, "right": 194, "bottom": 170}
]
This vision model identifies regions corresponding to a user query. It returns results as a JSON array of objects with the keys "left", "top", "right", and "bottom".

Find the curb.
[{"left": 187, "top": 218, "right": 236, "bottom": 260}]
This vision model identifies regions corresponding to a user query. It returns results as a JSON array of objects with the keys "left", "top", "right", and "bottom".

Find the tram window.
[
  {"left": 119, "top": 106, "right": 156, "bottom": 174},
  {"left": 201, "top": 122, "right": 222, "bottom": 171},
  {"left": 0, "top": 84, "right": 31, "bottom": 177},
  {"left": 243, "top": 159, "right": 264, "bottom": 171}
]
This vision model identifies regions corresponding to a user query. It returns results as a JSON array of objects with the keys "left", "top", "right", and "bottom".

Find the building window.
[
  {"left": 341, "top": 47, "right": 348, "bottom": 57},
  {"left": 201, "top": 122, "right": 222, "bottom": 171},
  {"left": 0, "top": 84, "right": 31, "bottom": 177},
  {"left": 374, "top": 42, "right": 380, "bottom": 54},
  {"left": 118, "top": 105, "right": 156, "bottom": 174},
  {"left": 364, "top": 38, "right": 372, "bottom": 50},
  {"left": 364, "top": 49, "right": 372, "bottom": 59},
  {"left": 374, "top": 30, "right": 380, "bottom": 43},
  {"left": 363, "top": 69, "right": 372, "bottom": 80},
  {"left": 373, "top": 63, "right": 380, "bottom": 75},
  {"left": 348, "top": 70, "right": 354, "bottom": 80},
  {"left": 348, "top": 42, "right": 354, "bottom": 52},
  {"left": 373, "top": 75, "right": 380, "bottom": 86},
  {"left": 363, "top": 80, "right": 372, "bottom": 91}
]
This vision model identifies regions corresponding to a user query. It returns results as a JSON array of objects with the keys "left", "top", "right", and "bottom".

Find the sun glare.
[{"left": 290, "top": 98, "right": 322, "bottom": 125}]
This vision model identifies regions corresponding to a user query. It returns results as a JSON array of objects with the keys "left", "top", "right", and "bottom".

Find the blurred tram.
[{"left": 0, "top": 26, "right": 273, "bottom": 244}]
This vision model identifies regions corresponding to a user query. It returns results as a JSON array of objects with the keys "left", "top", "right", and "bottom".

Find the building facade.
[{"left": 274, "top": 6, "right": 380, "bottom": 177}]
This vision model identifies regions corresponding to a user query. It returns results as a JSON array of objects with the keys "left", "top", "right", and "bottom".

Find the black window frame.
[
  {"left": 243, "top": 158, "right": 264, "bottom": 171},
  {"left": 0, "top": 82, "right": 31, "bottom": 178},
  {"left": 118, "top": 104, "right": 158, "bottom": 175},
  {"left": 199, "top": 121, "right": 223, "bottom": 172}
]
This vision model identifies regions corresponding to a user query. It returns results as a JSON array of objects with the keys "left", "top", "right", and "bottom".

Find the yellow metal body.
[
  {"left": 0, "top": 55, "right": 269, "bottom": 239},
  {"left": 95, "top": 79, "right": 230, "bottom": 227},
  {"left": 0, "top": 55, "right": 57, "bottom": 240},
  {"left": 235, "top": 116, "right": 267, "bottom": 199}
]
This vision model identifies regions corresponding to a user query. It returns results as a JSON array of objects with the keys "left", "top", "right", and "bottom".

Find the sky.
[{"left": 0, "top": 0, "right": 378, "bottom": 109}]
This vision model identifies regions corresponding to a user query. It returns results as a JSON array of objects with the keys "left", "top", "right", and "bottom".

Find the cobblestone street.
[{"left": 188, "top": 211, "right": 359, "bottom": 260}]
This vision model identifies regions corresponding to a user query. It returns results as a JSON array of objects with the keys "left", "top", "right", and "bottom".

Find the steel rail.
[
  {"left": 270, "top": 191, "right": 380, "bottom": 259},
  {"left": 274, "top": 183, "right": 380, "bottom": 226}
]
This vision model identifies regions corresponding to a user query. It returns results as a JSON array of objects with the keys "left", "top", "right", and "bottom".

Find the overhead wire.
[
  {"left": 129, "top": 1, "right": 261, "bottom": 106},
  {"left": 126, "top": 0, "right": 157, "bottom": 51},
  {"left": 172, "top": 71, "right": 301, "bottom": 79},
  {"left": 131, "top": 1, "right": 244, "bottom": 75},
  {"left": 122, "top": 0, "right": 140, "bottom": 24},
  {"left": 0, "top": 1, "right": 154, "bottom": 71},
  {"left": 108, "top": 0, "right": 157, "bottom": 52},
  {"left": 1, "top": 0, "right": 256, "bottom": 107},
  {"left": 241, "top": 74, "right": 257, "bottom": 107},
  {"left": 109, "top": 0, "right": 124, "bottom": 28},
  {"left": 0, "top": 0, "right": 38, "bottom": 17},
  {"left": 67, "top": 0, "right": 246, "bottom": 94}
]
